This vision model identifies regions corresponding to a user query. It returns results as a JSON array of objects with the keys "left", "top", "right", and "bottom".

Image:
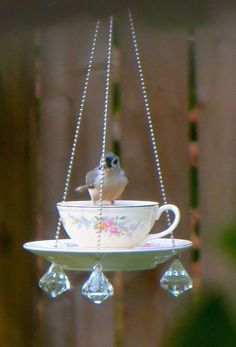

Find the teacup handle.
[{"left": 149, "top": 204, "right": 180, "bottom": 239}]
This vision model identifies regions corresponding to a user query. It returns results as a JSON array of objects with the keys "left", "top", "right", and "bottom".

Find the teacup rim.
[{"left": 57, "top": 200, "right": 159, "bottom": 208}]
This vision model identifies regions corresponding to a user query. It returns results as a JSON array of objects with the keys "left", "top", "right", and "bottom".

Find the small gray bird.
[{"left": 75, "top": 152, "right": 128, "bottom": 204}]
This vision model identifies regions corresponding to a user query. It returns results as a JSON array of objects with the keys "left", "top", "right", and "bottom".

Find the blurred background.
[{"left": 0, "top": 1, "right": 236, "bottom": 346}]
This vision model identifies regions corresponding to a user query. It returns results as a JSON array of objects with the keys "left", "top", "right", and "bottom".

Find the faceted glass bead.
[
  {"left": 160, "top": 259, "right": 193, "bottom": 297},
  {"left": 82, "top": 263, "right": 114, "bottom": 304},
  {"left": 39, "top": 263, "right": 71, "bottom": 298}
]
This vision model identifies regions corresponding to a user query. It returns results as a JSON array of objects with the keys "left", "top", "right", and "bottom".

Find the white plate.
[{"left": 23, "top": 236, "right": 192, "bottom": 271}]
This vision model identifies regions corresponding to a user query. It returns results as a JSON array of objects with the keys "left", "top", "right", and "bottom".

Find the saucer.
[{"left": 23, "top": 235, "right": 192, "bottom": 271}]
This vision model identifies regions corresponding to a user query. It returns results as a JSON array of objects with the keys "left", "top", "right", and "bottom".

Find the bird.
[{"left": 75, "top": 152, "right": 128, "bottom": 204}]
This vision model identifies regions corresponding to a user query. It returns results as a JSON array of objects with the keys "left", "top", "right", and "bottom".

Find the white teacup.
[{"left": 57, "top": 200, "right": 180, "bottom": 249}]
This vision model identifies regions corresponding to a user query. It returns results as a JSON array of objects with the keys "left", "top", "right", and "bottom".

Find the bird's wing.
[{"left": 85, "top": 168, "right": 98, "bottom": 188}]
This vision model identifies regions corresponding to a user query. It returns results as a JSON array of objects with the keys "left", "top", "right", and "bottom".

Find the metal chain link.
[
  {"left": 54, "top": 20, "right": 100, "bottom": 243},
  {"left": 97, "top": 16, "right": 113, "bottom": 250},
  {"left": 128, "top": 10, "right": 174, "bottom": 232}
]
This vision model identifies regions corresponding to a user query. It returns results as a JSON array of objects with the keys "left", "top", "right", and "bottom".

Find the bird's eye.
[{"left": 113, "top": 158, "right": 118, "bottom": 165}]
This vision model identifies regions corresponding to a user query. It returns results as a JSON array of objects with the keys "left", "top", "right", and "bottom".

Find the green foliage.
[
  {"left": 189, "top": 121, "right": 198, "bottom": 142},
  {"left": 191, "top": 247, "right": 200, "bottom": 262},
  {"left": 113, "top": 140, "right": 120, "bottom": 157},
  {"left": 219, "top": 221, "right": 236, "bottom": 265},
  {"left": 163, "top": 293, "right": 236, "bottom": 347},
  {"left": 112, "top": 82, "right": 121, "bottom": 114}
]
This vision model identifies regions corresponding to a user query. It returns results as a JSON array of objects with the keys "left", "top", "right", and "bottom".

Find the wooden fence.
[{"left": 0, "top": 2, "right": 236, "bottom": 346}]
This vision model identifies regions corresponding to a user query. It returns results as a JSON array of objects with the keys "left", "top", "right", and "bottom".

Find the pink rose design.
[
  {"left": 109, "top": 226, "right": 119, "bottom": 234},
  {"left": 143, "top": 242, "right": 152, "bottom": 248},
  {"left": 104, "top": 220, "right": 113, "bottom": 229}
]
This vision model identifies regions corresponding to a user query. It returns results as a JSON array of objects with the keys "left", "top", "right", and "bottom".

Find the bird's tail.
[{"left": 75, "top": 185, "right": 88, "bottom": 193}]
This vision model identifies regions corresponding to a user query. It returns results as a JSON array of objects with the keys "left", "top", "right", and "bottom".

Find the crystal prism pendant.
[
  {"left": 39, "top": 263, "right": 71, "bottom": 298},
  {"left": 82, "top": 263, "right": 114, "bottom": 304},
  {"left": 160, "top": 259, "right": 193, "bottom": 297}
]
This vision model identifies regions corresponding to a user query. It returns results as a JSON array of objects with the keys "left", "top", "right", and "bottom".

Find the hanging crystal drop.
[
  {"left": 39, "top": 263, "right": 71, "bottom": 298},
  {"left": 82, "top": 263, "right": 114, "bottom": 304},
  {"left": 160, "top": 259, "right": 193, "bottom": 297}
]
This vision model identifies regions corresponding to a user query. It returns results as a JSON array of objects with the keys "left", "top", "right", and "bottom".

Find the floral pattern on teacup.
[
  {"left": 141, "top": 242, "right": 153, "bottom": 248},
  {"left": 62, "top": 214, "right": 145, "bottom": 238}
]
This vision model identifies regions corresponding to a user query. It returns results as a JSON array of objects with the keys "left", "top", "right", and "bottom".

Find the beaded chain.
[
  {"left": 54, "top": 21, "right": 100, "bottom": 243},
  {"left": 97, "top": 16, "right": 113, "bottom": 250},
  {"left": 128, "top": 10, "right": 176, "bottom": 244}
]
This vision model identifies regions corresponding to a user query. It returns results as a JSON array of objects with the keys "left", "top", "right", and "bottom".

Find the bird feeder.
[{"left": 24, "top": 11, "right": 192, "bottom": 304}]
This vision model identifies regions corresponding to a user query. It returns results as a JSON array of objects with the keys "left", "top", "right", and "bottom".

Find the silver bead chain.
[
  {"left": 97, "top": 16, "right": 113, "bottom": 250},
  {"left": 54, "top": 20, "right": 100, "bottom": 243},
  {"left": 128, "top": 10, "right": 173, "bottom": 230}
]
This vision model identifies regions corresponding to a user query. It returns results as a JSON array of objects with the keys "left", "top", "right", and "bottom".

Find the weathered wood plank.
[
  {"left": 196, "top": 5, "right": 236, "bottom": 305},
  {"left": 0, "top": 28, "right": 36, "bottom": 347},
  {"left": 120, "top": 15, "right": 191, "bottom": 347}
]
